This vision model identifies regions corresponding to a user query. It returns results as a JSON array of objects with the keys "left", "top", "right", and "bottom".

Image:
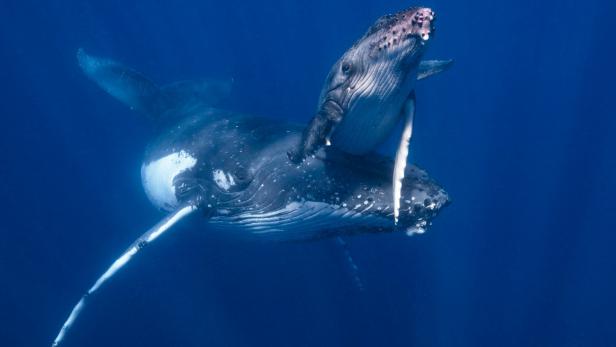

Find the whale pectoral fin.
[
  {"left": 393, "top": 92, "right": 416, "bottom": 225},
  {"left": 288, "top": 101, "right": 343, "bottom": 163},
  {"left": 288, "top": 113, "right": 331, "bottom": 163},
  {"left": 77, "top": 49, "right": 232, "bottom": 120},
  {"left": 52, "top": 205, "right": 197, "bottom": 347},
  {"left": 417, "top": 59, "right": 454, "bottom": 80}
]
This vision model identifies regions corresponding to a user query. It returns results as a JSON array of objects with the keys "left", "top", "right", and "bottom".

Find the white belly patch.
[{"left": 141, "top": 150, "right": 197, "bottom": 211}]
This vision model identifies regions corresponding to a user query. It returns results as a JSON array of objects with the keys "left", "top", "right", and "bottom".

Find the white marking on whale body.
[
  {"left": 213, "top": 169, "right": 236, "bottom": 191},
  {"left": 141, "top": 150, "right": 197, "bottom": 211}
]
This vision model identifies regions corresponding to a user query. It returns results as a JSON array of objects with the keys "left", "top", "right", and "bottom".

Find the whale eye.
[{"left": 341, "top": 62, "right": 352, "bottom": 74}]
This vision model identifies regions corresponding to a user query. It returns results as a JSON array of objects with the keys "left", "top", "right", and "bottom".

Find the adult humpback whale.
[{"left": 52, "top": 6, "right": 451, "bottom": 346}]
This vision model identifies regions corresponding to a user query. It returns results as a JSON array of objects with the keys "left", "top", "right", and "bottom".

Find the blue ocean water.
[{"left": 1, "top": 0, "right": 616, "bottom": 346}]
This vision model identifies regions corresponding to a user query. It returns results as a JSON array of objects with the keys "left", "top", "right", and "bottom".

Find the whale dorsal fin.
[{"left": 77, "top": 49, "right": 231, "bottom": 121}]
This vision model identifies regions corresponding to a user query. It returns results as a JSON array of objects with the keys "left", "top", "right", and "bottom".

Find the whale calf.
[
  {"left": 53, "top": 6, "right": 451, "bottom": 346},
  {"left": 287, "top": 7, "right": 451, "bottom": 223}
]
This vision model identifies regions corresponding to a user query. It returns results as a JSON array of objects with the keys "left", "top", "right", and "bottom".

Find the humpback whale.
[{"left": 53, "top": 6, "right": 451, "bottom": 346}]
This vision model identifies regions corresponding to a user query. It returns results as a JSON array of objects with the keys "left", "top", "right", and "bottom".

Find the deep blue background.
[{"left": 1, "top": 0, "right": 616, "bottom": 346}]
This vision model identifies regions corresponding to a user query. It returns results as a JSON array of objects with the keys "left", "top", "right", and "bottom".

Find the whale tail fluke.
[
  {"left": 51, "top": 205, "right": 197, "bottom": 347},
  {"left": 76, "top": 49, "right": 232, "bottom": 122}
]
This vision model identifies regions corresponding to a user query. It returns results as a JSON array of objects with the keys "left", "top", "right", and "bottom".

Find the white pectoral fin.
[
  {"left": 52, "top": 205, "right": 197, "bottom": 347},
  {"left": 393, "top": 93, "right": 416, "bottom": 225}
]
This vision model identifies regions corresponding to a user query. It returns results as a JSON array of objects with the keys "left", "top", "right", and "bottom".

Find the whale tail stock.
[
  {"left": 51, "top": 204, "right": 197, "bottom": 347},
  {"left": 76, "top": 48, "right": 232, "bottom": 122}
]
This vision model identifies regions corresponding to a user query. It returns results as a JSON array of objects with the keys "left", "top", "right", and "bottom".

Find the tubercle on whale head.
[{"left": 364, "top": 7, "right": 435, "bottom": 52}]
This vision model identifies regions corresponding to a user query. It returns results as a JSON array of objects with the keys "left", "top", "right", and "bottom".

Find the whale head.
[{"left": 318, "top": 7, "right": 434, "bottom": 154}]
